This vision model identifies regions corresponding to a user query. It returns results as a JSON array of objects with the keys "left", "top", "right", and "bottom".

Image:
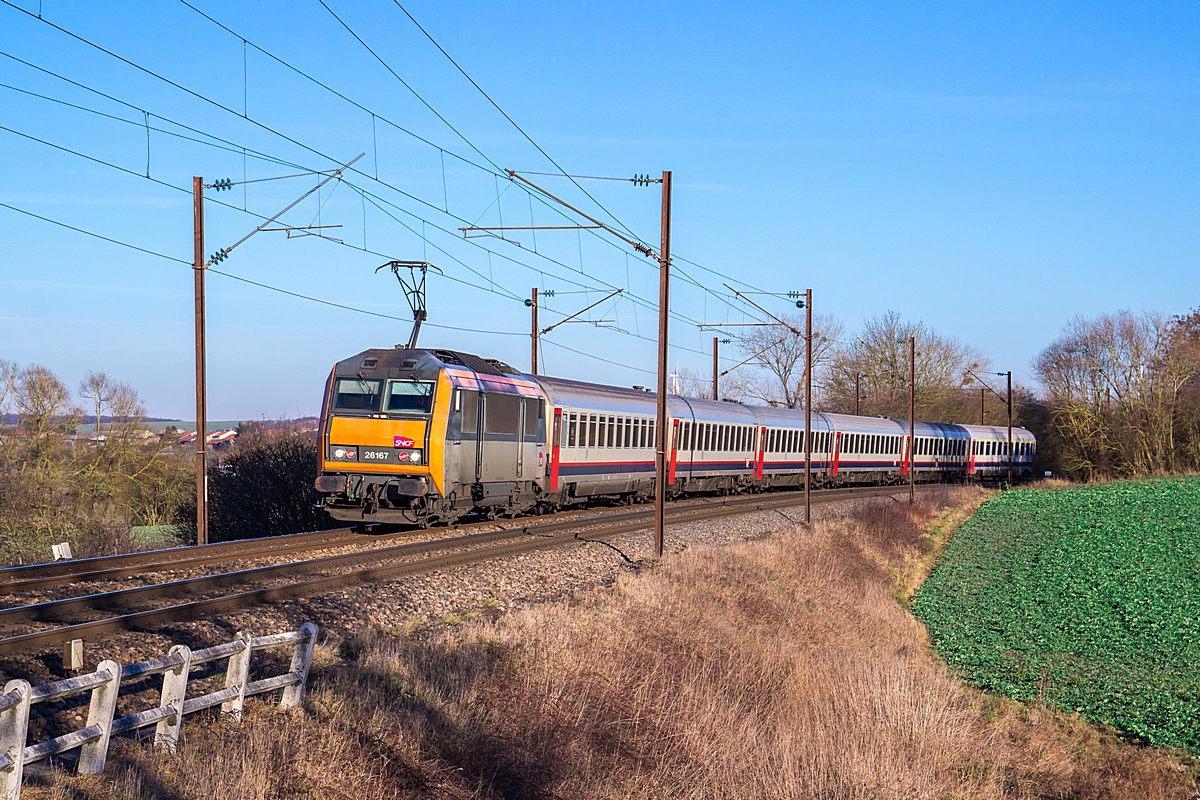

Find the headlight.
[{"left": 410, "top": 451, "right": 422, "bottom": 463}]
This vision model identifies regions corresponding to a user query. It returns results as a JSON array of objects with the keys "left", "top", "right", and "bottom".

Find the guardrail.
[{"left": 0, "top": 622, "right": 317, "bottom": 800}]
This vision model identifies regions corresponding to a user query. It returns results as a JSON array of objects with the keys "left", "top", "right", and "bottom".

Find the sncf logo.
[{"left": 393, "top": 436, "right": 416, "bottom": 448}]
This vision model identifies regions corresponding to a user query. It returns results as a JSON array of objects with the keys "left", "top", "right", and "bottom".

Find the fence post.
[
  {"left": 220, "top": 632, "right": 254, "bottom": 723},
  {"left": 154, "top": 644, "right": 192, "bottom": 753},
  {"left": 76, "top": 660, "right": 120, "bottom": 774},
  {"left": 0, "top": 680, "right": 31, "bottom": 800},
  {"left": 280, "top": 623, "right": 318, "bottom": 709}
]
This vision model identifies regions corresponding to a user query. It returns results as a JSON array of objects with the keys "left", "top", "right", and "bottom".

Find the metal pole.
[
  {"left": 193, "top": 177, "right": 208, "bottom": 546},
  {"left": 530, "top": 287, "right": 539, "bottom": 375},
  {"left": 653, "top": 170, "right": 672, "bottom": 560},
  {"left": 909, "top": 335, "right": 915, "bottom": 505},
  {"left": 855, "top": 372, "right": 860, "bottom": 416},
  {"left": 1007, "top": 370, "right": 1013, "bottom": 487},
  {"left": 804, "top": 288, "right": 812, "bottom": 524},
  {"left": 712, "top": 336, "right": 719, "bottom": 400},
  {"left": 980, "top": 387, "right": 985, "bottom": 425}
]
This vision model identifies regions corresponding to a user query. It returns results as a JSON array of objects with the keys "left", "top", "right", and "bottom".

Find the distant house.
[{"left": 178, "top": 429, "right": 239, "bottom": 450}]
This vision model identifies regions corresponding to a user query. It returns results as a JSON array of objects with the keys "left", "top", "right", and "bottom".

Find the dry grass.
[{"left": 25, "top": 488, "right": 1197, "bottom": 799}]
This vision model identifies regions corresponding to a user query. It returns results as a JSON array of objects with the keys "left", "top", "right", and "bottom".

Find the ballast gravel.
[{"left": 0, "top": 493, "right": 898, "bottom": 746}]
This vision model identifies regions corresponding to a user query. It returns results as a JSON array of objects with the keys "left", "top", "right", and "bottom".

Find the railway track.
[{"left": 0, "top": 484, "right": 921, "bottom": 657}]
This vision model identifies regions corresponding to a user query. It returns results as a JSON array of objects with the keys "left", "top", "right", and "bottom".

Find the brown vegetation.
[
  {"left": 1035, "top": 309, "right": 1200, "bottom": 479},
  {"left": 0, "top": 361, "right": 191, "bottom": 565},
  {"left": 27, "top": 490, "right": 1195, "bottom": 799}
]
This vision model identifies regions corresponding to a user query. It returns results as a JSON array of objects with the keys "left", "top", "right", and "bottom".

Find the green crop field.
[{"left": 913, "top": 478, "right": 1200, "bottom": 752}]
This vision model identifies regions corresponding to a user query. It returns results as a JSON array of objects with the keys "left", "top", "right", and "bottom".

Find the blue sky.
[{"left": 2, "top": 1, "right": 1197, "bottom": 418}]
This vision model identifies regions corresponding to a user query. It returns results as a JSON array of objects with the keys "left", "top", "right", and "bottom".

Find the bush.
[{"left": 179, "top": 422, "right": 338, "bottom": 543}]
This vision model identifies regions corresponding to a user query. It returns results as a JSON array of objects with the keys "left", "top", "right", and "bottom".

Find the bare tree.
[
  {"left": 16, "top": 364, "right": 78, "bottom": 475},
  {"left": 1035, "top": 310, "right": 1195, "bottom": 478},
  {"left": 79, "top": 370, "right": 117, "bottom": 440},
  {"left": 824, "top": 311, "right": 989, "bottom": 421},
  {"left": 725, "top": 313, "right": 844, "bottom": 408},
  {"left": 0, "top": 359, "right": 20, "bottom": 468}
]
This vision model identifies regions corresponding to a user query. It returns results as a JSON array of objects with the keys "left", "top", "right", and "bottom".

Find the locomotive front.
[{"left": 314, "top": 348, "right": 452, "bottom": 525}]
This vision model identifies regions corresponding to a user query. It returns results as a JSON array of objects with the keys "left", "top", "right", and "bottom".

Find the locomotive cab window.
[
  {"left": 447, "top": 389, "right": 478, "bottom": 439},
  {"left": 384, "top": 379, "right": 435, "bottom": 414},
  {"left": 332, "top": 378, "right": 382, "bottom": 412}
]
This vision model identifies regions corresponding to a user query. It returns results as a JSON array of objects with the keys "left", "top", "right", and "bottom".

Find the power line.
[
  {"left": 1, "top": 7, "right": 743, "bottom": 347},
  {"left": 0, "top": 14, "right": 657, "bottom": 318},
  {"left": 0, "top": 199, "right": 678, "bottom": 377},
  {"left": 176, "top": 0, "right": 498, "bottom": 179},
  {"left": 0, "top": 198, "right": 524, "bottom": 336},
  {"left": 315, "top": 0, "right": 504, "bottom": 175},
  {"left": 0, "top": 200, "right": 190, "bottom": 264},
  {"left": 1, "top": 6, "right": 751, "bottom": 365},
  {"left": 540, "top": 339, "right": 656, "bottom": 377},
  {"left": 388, "top": 0, "right": 647, "bottom": 246}
]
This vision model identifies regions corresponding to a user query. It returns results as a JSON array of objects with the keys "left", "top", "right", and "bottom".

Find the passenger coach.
[{"left": 315, "top": 347, "right": 1036, "bottom": 527}]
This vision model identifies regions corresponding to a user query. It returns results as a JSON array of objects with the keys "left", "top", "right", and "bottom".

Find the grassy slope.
[
  {"left": 913, "top": 478, "right": 1200, "bottom": 752},
  {"left": 24, "top": 489, "right": 1197, "bottom": 799}
]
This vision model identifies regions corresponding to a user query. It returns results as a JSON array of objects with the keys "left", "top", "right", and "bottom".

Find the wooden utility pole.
[
  {"left": 980, "top": 387, "right": 985, "bottom": 425},
  {"left": 193, "top": 176, "right": 208, "bottom": 546},
  {"left": 908, "top": 335, "right": 915, "bottom": 505},
  {"left": 712, "top": 337, "right": 719, "bottom": 400},
  {"left": 529, "top": 287, "right": 539, "bottom": 374},
  {"left": 1007, "top": 371, "right": 1013, "bottom": 487},
  {"left": 653, "top": 170, "right": 672, "bottom": 560},
  {"left": 854, "top": 372, "right": 860, "bottom": 416},
  {"left": 803, "top": 288, "right": 813, "bottom": 524}
]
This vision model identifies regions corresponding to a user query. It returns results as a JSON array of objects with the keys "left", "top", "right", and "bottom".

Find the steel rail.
[
  {"left": 0, "top": 484, "right": 883, "bottom": 595},
  {"left": 0, "top": 493, "right": 739, "bottom": 595},
  {"left": 0, "top": 488, "right": 861, "bottom": 627},
  {"left": 0, "top": 485, "right": 920, "bottom": 656},
  {"left": 0, "top": 525, "right": 370, "bottom": 591}
]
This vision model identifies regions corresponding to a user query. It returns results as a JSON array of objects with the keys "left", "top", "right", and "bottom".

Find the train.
[{"left": 314, "top": 346, "right": 1036, "bottom": 527}]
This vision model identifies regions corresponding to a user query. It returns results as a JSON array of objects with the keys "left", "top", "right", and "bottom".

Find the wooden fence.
[{"left": 0, "top": 622, "right": 317, "bottom": 799}]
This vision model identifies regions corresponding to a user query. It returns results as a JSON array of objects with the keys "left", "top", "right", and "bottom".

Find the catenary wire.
[
  {"left": 0, "top": 10, "right": 755, "bottom": 365},
  {"left": 387, "top": 0, "right": 645, "bottom": 245},
  {"left": 1, "top": 5, "right": 757, "bottom": 344}
]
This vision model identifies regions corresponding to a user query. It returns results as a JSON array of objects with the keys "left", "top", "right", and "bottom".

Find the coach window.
[
  {"left": 584, "top": 415, "right": 594, "bottom": 448},
  {"left": 724, "top": 425, "right": 731, "bottom": 451},
  {"left": 567, "top": 413, "right": 577, "bottom": 447},
  {"left": 649, "top": 421, "right": 655, "bottom": 449}
]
